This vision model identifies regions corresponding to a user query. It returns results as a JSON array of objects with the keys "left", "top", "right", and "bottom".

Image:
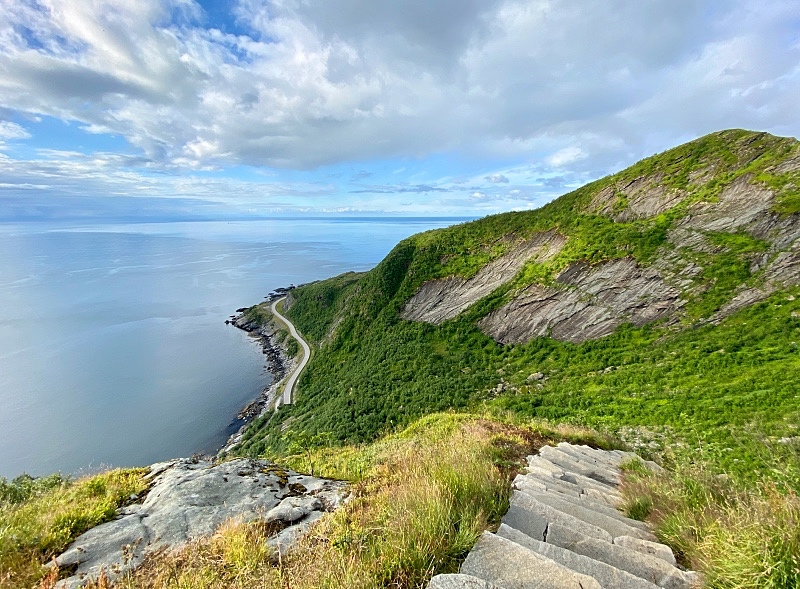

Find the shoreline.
[{"left": 217, "top": 302, "right": 296, "bottom": 455}]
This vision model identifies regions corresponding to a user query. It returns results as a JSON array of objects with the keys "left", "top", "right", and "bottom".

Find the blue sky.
[{"left": 0, "top": 0, "right": 798, "bottom": 220}]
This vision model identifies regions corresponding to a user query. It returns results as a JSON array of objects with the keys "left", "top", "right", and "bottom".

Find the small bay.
[{"left": 0, "top": 217, "right": 466, "bottom": 478}]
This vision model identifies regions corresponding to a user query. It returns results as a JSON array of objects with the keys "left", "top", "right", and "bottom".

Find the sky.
[{"left": 0, "top": 0, "right": 798, "bottom": 220}]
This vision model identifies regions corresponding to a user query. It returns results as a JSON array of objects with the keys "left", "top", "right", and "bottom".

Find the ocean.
[{"left": 0, "top": 217, "right": 467, "bottom": 479}]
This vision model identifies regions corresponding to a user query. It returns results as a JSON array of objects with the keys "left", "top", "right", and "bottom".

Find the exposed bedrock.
[
  {"left": 478, "top": 257, "right": 684, "bottom": 344},
  {"left": 53, "top": 458, "right": 347, "bottom": 588},
  {"left": 401, "top": 231, "right": 567, "bottom": 324},
  {"left": 586, "top": 174, "right": 687, "bottom": 222},
  {"left": 676, "top": 174, "right": 800, "bottom": 248}
]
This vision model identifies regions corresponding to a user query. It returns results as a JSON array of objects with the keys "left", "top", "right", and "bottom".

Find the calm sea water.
[{"left": 0, "top": 217, "right": 467, "bottom": 478}]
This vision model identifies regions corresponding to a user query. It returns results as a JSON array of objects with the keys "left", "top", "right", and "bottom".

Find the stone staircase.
[{"left": 427, "top": 443, "right": 701, "bottom": 589}]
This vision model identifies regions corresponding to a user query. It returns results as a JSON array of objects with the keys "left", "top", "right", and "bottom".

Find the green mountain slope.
[{"left": 235, "top": 130, "right": 800, "bottom": 485}]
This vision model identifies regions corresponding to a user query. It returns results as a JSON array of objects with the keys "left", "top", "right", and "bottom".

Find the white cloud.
[
  {"left": 546, "top": 146, "right": 587, "bottom": 167},
  {"left": 0, "top": 0, "right": 797, "bottom": 212},
  {"left": 0, "top": 121, "right": 30, "bottom": 140},
  {"left": 485, "top": 173, "right": 509, "bottom": 183}
]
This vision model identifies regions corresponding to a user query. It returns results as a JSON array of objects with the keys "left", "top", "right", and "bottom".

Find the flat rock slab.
[
  {"left": 54, "top": 458, "right": 346, "bottom": 588},
  {"left": 427, "top": 573, "right": 506, "bottom": 588},
  {"left": 497, "top": 524, "right": 661, "bottom": 589},
  {"left": 460, "top": 532, "right": 603, "bottom": 589}
]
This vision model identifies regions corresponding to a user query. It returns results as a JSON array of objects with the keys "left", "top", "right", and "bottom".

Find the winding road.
[{"left": 271, "top": 296, "right": 311, "bottom": 407}]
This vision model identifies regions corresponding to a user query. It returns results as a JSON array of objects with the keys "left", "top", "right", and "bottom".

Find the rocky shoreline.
[{"left": 218, "top": 303, "right": 296, "bottom": 455}]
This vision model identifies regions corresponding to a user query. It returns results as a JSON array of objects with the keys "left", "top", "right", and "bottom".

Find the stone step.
[
  {"left": 526, "top": 455, "right": 566, "bottom": 477},
  {"left": 559, "top": 470, "right": 622, "bottom": 499},
  {"left": 504, "top": 490, "right": 612, "bottom": 543},
  {"left": 521, "top": 490, "right": 656, "bottom": 541},
  {"left": 539, "top": 446, "right": 620, "bottom": 486},
  {"left": 615, "top": 535, "right": 677, "bottom": 566},
  {"left": 515, "top": 472, "right": 583, "bottom": 497},
  {"left": 427, "top": 573, "right": 505, "bottom": 588},
  {"left": 521, "top": 470, "right": 622, "bottom": 512},
  {"left": 526, "top": 484, "right": 651, "bottom": 532},
  {"left": 563, "top": 444, "right": 665, "bottom": 475},
  {"left": 581, "top": 487, "right": 622, "bottom": 506},
  {"left": 556, "top": 443, "right": 623, "bottom": 469},
  {"left": 459, "top": 532, "right": 603, "bottom": 589},
  {"left": 523, "top": 464, "right": 622, "bottom": 505},
  {"left": 497, "top": 524, "right": 661, "bottom": 589},
  {"left": 432, "top": 444, "right": 700, "bottom": 589},
  {"left": 501, "top": 492, "right": 548, "bottom": 541},
  {"left": 547, "top": 525, "right": 699, "bottom": 589}
]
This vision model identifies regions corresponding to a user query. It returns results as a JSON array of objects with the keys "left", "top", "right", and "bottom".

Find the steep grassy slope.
[{"left": 235, "top": 130, "right": 800, "bottom": 486}]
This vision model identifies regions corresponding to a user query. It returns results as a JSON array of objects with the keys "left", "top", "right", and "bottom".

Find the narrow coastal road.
[{"left": 271, "top": 296, "right": 311, "bottom": 407}]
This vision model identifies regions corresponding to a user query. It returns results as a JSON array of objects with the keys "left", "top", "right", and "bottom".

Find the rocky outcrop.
[
  {"left": 401, "top": 171, "right": 800, "bottom": 344},
  {"left": 587, "top": 175, "right": 686, "bottom": 222},
  {"left": 401, "top": 231, "right": 567, "bottom": 324},
  {"left": 426, "top": 443, "right": 700, "bottom": 589},
  {"left": 478, "top": 257, "right": 684, "bottom": 344},
  {"left": 53, "top": 458, "right": 346, "bottom": 588}
]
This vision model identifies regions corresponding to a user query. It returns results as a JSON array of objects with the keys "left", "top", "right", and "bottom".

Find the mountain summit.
[{"left": 236, "top": 130, "right": 800, "bottom": 471}]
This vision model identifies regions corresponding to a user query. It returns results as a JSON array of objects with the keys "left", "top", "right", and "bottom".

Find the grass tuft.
[
  {"left": 621, "top": 457, "right": 800, "bottom": 589},
  {"left": 0, "top": 468, "right": 147, "bottom": 589}
]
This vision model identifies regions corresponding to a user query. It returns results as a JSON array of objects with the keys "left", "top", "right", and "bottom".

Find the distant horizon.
[{"left": 0, "top": 204, "right": 482, "bottom": 225}]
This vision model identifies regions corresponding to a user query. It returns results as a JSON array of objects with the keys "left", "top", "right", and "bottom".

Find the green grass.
[
  {"left": 0, "top": 468, "right": 147, "bottom": 588},
  {"left": 621, "top": 450, "right": 800, "bottom": 589}
]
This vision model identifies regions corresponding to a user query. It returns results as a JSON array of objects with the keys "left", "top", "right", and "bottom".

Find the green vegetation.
[
  {"left": 621, "top": 450, "right": 800, "bottom": 589},
  {"left": 97, "top": 414, "right": 599, "bottom": 589},
  {"left": 0, "top": 468, "right": 147, "bottom": 589},
  {"left": 235, "top": 135, "right": 800, "bottom": 488}
]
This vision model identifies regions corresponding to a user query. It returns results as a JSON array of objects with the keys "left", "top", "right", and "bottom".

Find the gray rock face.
[
  {"left": 403, "top": 163, "right": 800, "bottom": 347},
  {"left": 478, "top": 257, "right": 684, "bottom": 344},
  {"left": 54, "top": 458, "right": 347, "bottom": 588},
  {"left": 401, "top": 231, "right": 567, "bottom": 324},
  {"left": 588, "top": 175, "right": 687, "bottom": 222},
  {"left": 426, "top": 443, "right": 701, "bottom": 589}
]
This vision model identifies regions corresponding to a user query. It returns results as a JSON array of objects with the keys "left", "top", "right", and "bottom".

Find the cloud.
[
  {"left": 546, "top": 146, "right": 587, "bottom": 167},
  {"left": 1, "top": 1, "right": 797, "bottom": 169},
  {"left": 350, "top": 184, "right": 452, "bottom": 194},
  {"left": 350, "top": 170, "right": 372, "bottom": 181},
  {"left": 0, "top": 121, "right": 31, "bottom": 140},
  {"left": 484, "top": 173, "right": 509, "bottom": 183},
  {"left": 0, "top": 0, "right": 797, "bottom": 214}
]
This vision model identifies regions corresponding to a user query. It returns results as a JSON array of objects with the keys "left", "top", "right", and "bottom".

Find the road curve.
[{"left": 271, "top": 296, "right": 311, "bottom": 406}]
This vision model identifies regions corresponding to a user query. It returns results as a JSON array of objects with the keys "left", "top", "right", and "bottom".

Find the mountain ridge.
[{"left": 233, "top": 129, "right": 800, "bottom": 483}]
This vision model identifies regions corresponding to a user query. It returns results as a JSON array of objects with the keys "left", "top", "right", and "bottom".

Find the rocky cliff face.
[
  {"left": 477, "top": 257, "right": 684, "bottom": 344},
  {"left": 402, "top": 231, "right": 566, "bottom": 324},
  {"left": 400, "top": 131, "right": 800, "bottom": 344}
]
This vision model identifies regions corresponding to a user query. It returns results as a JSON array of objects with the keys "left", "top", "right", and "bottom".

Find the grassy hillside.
[{"left": 233, "top": 130, "right": 799, "bottom": 490}]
